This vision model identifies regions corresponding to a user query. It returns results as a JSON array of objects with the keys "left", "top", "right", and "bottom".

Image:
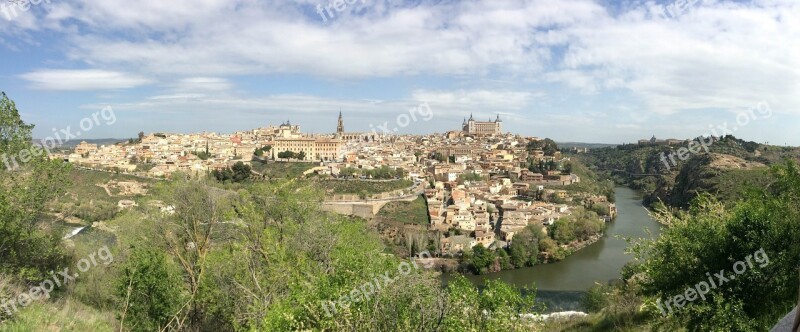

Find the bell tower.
[{"left": 337, "top": 110, "right": 344, "bottom": 134}]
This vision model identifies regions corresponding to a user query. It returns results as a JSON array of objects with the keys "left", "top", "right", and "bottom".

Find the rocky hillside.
[
  {"left": 645, "top": 153, "right": 771, "bottom": 208},
  {"left": 581, "top": 135, "right": 796, "bottom": 208}
]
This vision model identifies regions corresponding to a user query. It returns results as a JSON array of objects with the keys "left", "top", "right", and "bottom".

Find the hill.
[{"left": 580, "top": 135, "right": 799, "bottom": 208}]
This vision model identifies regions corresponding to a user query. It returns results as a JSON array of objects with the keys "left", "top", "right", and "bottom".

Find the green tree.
[
  {"left": 442, "top": 275, "right": 539, "bottom": 330},
  {"left": 0, "top": 92, "right": 70, "bottom": 280},
  {"left": 549, "top": 218, "right": 576, "bottom": 244},
  {"left": 630, "top": 161, "right": 800, "bottom": 331},
  {"left": 231, "top": 161, "right": 251, "bottom": 182},
  {"left": 468, "top": 244, "right": 496, "bottom": 274},
  {"left": 508, "top": 225, "right": 542, "bottom": 268},
  {"left": 118, "top": 247, "right": 185, "bottom": 332}
]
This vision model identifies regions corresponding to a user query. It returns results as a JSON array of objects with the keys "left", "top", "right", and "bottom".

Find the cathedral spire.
[{"left": 337, "top": 110, "right": 344, "bottom": 134}]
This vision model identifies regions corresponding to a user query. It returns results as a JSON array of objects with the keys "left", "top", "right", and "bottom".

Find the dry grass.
[{"left": 0, "top": 298, "right": 116, "bottom": 332}]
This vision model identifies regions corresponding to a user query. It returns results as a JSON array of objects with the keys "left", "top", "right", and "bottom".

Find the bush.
[{"left": 117, "top": 247, "right": 185, "bottom": 332}]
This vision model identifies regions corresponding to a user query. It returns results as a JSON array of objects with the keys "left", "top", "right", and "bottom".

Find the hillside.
[
  {"left": 581, "top": 135, "right": 798, "bottom": 208},
  {"left": 645, "top": 153, "right": 772, "bottom": 208}
]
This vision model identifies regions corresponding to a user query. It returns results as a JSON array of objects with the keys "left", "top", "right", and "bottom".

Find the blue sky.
[{"left": 0, "top": 0, "right": 798, "bottom": 145}]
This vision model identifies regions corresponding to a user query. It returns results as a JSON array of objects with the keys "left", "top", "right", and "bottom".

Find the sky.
[{"left": 0, "top": 0, "right": 798, "bottom": 145}]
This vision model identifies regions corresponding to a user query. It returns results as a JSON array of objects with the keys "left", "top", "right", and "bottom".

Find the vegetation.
[
  {"left": 276, "top": 150, "right": 305, "bottom": 160},
  {"left": 626, "top": 161, "right": 800, "bottom": 331},
  {"left": 0, "top": 92, "right": 71, "bottom": 281},
  {"left": 580, "top": 136, "right": 793, "bottom": 208},
  {"left": 507, "top": 225, "right": 549, "bottom": 268},
  {"left": 557, "top": 161, "right": 800, "bottom": 331},
  {"left": 527, "top": 138, "right": 559, "bottom": 156},
  {"left": 118, "top": 247, "right": 185, "bottom": 332},
  {"left": 457, "top": 172, "right": 484, "bottom": 183},
  {"left": 4, "top": 90, "right": 798, "bottom": 331},
  {"left": 253, "top": 145, "right": 271, "bottom": 157},
  {"left": 338, "top": 165, "right": 407, "bottom": 179},
  {"left": 548, "top": 208, "right": 605, "bottom": 244},
  {"left": 376, "top": 196, "right": 430, "bottom": 226},
  {"left": 250, "top": 160, "right": 317, "bottom": 179},
  {"left": 191, "top": 143, "right": 211, "bottom": 160},
  {"left": 211, "top": 161, "right": 251, "bottom": 183},
  {"left": 461, "top": 210, "right": 603, "bottom": 275},
  {"left": 317, "top": 178, "right": 413, "bottom": 196}
]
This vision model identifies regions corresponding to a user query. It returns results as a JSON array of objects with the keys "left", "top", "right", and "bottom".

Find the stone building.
[{"left": 462, "top": 114, "right": 503, "bottom": 136}]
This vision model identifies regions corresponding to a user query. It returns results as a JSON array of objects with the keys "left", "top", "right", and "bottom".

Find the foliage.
[
  {"left": 340, "top": 165, "right": 407, "bottom": 179},
  {"left": 253, "top": 145, "right": 271, "bottom": 157},
  {"left": 276, "top": 150, "right": 305, "bottom": 160},
  {"left": 508, "top": 225, "right": 545, "bottom": 268},
  {"left": 377, "top": 196, "right": 430, "bottom": 226},
  {"left": 588, "top": 203, "right": 611, "bottom": 216},
  {"left": 192, "top": 150, "right": 211, "bottom": 160},
  {"left": 527, "top": 138, "right": 559, "bottom": 156},
  {"left": 442, "top": 275, "right": 539, "bottom": 330},
  {"left": 629, "top": 161, "right": 800, "bottom": 331},
  {"left": 0, "top": 92, "right": 71, "bottom": 281},
  {"left": 251, "top": 160, "right": 316, "bottom": 179},
  {"left": 117, "top": 247, "right": 185, "bottom": 332},
  {"left": 317, "top": 178, "right": 413, "bottom": 196},
  {"left": 458, "top": 172, "right": 484, "bottom": 183},
  {"left": 211, "top": 161, "right": 251, "bottom": 183},
  {"left": 549, "top": 207, "right": 604, "bottom": 244},
  {"left": 466, "top": 244, "right": 496, "bottom": 274}
]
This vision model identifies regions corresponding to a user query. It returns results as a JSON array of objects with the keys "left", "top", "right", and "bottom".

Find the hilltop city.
[{"left": 56, "top": 112, "right": 616, "bottom": 258}]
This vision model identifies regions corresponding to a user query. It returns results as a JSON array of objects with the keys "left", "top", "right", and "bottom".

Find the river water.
[{"left": 446, "top": 187, "right": 663, "bottom": 311}]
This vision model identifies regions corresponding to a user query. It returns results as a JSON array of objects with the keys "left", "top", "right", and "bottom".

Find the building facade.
[
  {"left": 270, "top": 121, "right": 343, "bottom": 161},
  {"left": 335, "top": 111, "right": 382, "bottom": 142},
  {"left": 463, "top": 114, "right": 503, "bottom": 136}
]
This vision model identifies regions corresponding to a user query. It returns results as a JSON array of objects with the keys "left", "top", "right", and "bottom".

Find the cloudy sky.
[{"left": 1, "top": 0, "right": 798, "bottom": 144}]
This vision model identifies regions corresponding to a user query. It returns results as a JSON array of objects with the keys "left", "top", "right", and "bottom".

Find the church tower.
[{"left": 336, "top": 110, "right": 344, "bottom": 134}]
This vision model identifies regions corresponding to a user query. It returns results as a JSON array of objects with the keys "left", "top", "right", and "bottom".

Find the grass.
[
  {"left": 542, "top": 312, "right": 658, "bottom": 332},
  {"left": 65, "top": 168, "right": 154, "bottom": 204},
  {"left": 317, "top": 179, "right": 414, "bottom": 196},
  {"left": 0, "top": 299, "right": 116, "bottom": 332},
  {"left": 251, "top": 160, "right": 318, "bottom": 179},
  {"left": 44, "top": 168, "right": 155, "bottom": 227},
  {"left": 376, "top": 196, "right": 429, "bottom": 226},
  {"left": 710, "top": 168, "right": 772, "bottom": 204}
]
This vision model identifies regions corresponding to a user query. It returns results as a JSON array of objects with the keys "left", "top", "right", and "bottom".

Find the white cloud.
[
  {"left": 31, "top": 0, "right": 794, "bottom": 115},
  {"left": 4, "top": 0, "right": 799, "bottom": 140},
  {"left": 410, "top": 89, "right": 534, "bottom": 119},
  {"left": 172, "top": 77, "right": 232, "bottom": 92},
  {"left": 20, "top": 69, "right": 152, "bottom": 90}
]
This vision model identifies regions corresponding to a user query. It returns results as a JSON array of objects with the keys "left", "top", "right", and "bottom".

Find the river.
[{"left": 445, "top": 187, "right": 663, "bottom": 311}]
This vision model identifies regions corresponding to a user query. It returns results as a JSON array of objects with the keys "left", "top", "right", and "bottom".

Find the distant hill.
[
  {"left": 30, "top": 138, "right": 128, "bottom": 154},
  {"left": 33, "top": 138, "right": 127, "bottom": 149},
  {"left": 579, "top": 135, "right": 800, "bottom": 208}
]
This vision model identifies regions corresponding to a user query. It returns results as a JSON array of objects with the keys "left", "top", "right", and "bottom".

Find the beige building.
[
  {"left": 463, "top": 114, "right": 503, "bottom": 136},
  {"left": 74, "top": 141, "right": 98, "bottom": 155},
  {"left": 271, "top": 136, "right": 343, "bottom": 162}
]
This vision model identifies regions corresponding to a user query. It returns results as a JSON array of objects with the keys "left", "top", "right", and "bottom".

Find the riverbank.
[{"left": 444, "top": 187, "right": 663, "bottom": 311}]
